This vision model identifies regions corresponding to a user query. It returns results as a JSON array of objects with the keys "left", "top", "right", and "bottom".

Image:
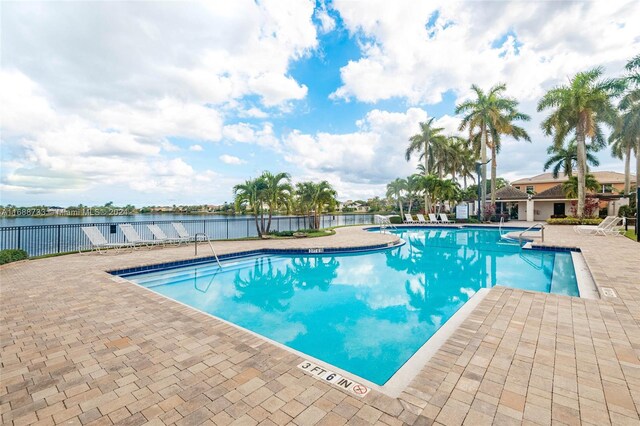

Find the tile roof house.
[{"left": 487, "top": 172, "right": 632, "bottom": 221}]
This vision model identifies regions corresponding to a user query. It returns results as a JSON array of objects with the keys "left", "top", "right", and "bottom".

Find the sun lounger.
[
  {"left": 416, "top": 214, "right": 428, "bottom": 224},
  {"left": 119, "top": 224, "right": 159, "bottom": 248},
  {"left": 440, "top": 213, "right": 455, "bottom": 224},
  {"left": 574, "top": 216, "right": 622, "bottom": 236},
  {"left": 404, "top": 214, "right": 417, "bottom": 224},
  {"left": 81, "top": 226, "right": 131, "bottom": 254},
  {"left": 147, "top": 224, "right": 189, "bottom": 245},
  {"left": 428, "top": 213, "right": 440, "bottom": 224},
  {"left": 171, "top": 222, "right": 196, "bottom": 241}
]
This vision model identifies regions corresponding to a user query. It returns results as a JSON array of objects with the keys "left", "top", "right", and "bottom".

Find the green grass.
[{"left": 624, "top": 229, "right": 638, "bottom": 241}]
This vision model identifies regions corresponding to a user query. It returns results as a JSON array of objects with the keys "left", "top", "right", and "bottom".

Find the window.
[
  {"left": 526, "top": 186, "right": 534, "bottom": 194},
  {"left": 602, "top": 185, "right": 613, "bottom": 193},
  {"left": 514, "top": 186, "right": 521, "bottom": 190}
]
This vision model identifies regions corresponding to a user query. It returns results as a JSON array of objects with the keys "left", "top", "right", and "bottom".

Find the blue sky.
[{"left": 1, "top": 0, "right": 639, "bottom": 206}]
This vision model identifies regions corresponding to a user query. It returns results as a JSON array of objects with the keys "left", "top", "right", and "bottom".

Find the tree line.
[{"left": 388, "top": 54, "right": 639, "bottom": 218}]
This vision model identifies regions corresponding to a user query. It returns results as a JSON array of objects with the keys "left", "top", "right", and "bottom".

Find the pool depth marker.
[{"left": 297, "top": 361, "right": 370, "bottom": 397}]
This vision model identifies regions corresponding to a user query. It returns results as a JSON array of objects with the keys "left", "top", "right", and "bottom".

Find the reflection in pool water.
[{"left": 127, "top": 227, "right": 578, "bottom": 385}]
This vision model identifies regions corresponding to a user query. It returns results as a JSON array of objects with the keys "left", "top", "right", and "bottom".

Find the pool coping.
[{"left": 108, "top": 239, "right": 405, "bottom": 277}]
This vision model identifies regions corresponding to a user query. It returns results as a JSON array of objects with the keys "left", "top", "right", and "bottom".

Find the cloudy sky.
[{"left": 1, "top": 0, "right": 639, "bottom": 206}]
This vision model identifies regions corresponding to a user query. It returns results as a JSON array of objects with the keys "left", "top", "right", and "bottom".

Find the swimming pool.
[{"left": 119, "top": 227, "right": 578, "bottom": 387}]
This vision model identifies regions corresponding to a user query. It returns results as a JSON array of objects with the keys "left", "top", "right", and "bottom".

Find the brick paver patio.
[{"left": 1, "top": 225, "right": 639, "bottom": 425}]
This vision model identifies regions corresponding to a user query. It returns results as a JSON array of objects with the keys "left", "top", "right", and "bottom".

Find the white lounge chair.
[
  {"left": 428, "top": 213, "right": 440, "bottom": 224},
  {"left": 81, "top": 226, "right": 131, "bottom": 254},
  {"left": 119, "top": 224, "right": 159, "bottom": 248},
  {"left": 147, "top": 224, "right": 189, "bottom": 245},
  {"left": 574, "top": 216, "right": 622, "bottom": 236},
  {"left": 404, "top": 214, "right": 417, "bottom": 224},
  {"left": 172, "top": 222, "right": 195, "bottom": 241},
  {"left": 416, "top": 214, "right": 428, "bottom": 224},
  {"left": 440, "top": 213, "right": 455, "bottom": 224}
]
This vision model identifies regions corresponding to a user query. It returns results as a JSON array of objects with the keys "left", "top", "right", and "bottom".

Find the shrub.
[
  {"left": 619, "top": 205, "right": 636, "bottom": 218},
  {"left": 0, "top": 249, "right": 28, "bottom": 265},
  {"left": 389, "top": 215, "right": 403, "bottom": 224},
  {"left": 546, "top": 217, "right": 602, "bottom": 225},
  {"left": 268, "top": 230, "right": 295, "bottom": 237}
]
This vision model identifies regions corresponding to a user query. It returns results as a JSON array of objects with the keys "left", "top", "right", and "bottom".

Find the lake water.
[{"left": 0, "top": 214, "right": 375, "bottom": 256}]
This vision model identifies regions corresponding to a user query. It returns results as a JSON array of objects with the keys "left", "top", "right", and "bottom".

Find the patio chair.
[
  {"left": 147, "top": 224, "right": 189, "bottom": 246},
  {"left": 404, "top": 214, "right": 417, "bottom": 224},
  {"left": 440, "top": 213, "right": 455, "bottom": 224},
  {"left": 119, "top": 224, "right": 160, "bottom": 248},
  {"left": 428, "top": 213, "right": 440, "bottom": 224},
  {"left": 172, "top": 222, "right": 196, "bottom": 241},
  {"left": 573, "top": 216, "right": 622, "bottom": 236},
  {"left": 81, "top": 226, "right": 131, "bottom": 254},
  {"left": 416, "top": 214, "right": 428, "bottom": 224}
]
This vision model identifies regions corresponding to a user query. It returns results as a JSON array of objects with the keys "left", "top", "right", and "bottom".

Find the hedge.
[
  {"left": 546, "top": 217, "right": 602, "bottom": 225},
  {"left": 0, "top": 249, "right": 28, "bottom": 265}
]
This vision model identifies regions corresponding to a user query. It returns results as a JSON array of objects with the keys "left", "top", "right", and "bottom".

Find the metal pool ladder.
[
  {"left": 518, "top": 223, "right": 545, "bottom": 247},
  {"left": 194, "top": 233, "right": 222, "bottom": 268},
  {"left": 374, "top": 215, "right": 397, "bottom": 232}
]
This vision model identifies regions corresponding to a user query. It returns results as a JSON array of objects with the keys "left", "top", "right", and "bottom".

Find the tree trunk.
[
  {"left": 424, "top": 141, "right": 430, "bottom": 213},
  {"left": 480, "top": 125, "right": 487, "bottom": 219},
  {"left": 490, "top": 142, "right": 497, "bottom": 205},
  {"left": 254, "top": 207, "right": 261, "bottom": 237},
  {"left": 408, "top": 198, "right": 413, "bottom": 214},
  {"left": 266, "top": 206, "right": 273, "bottom": 233},
  {"left": 624, "top": 144, "right": 631, "bottom": 196},
  {"left": 398, "top": 197, "right": 404, "bottom": 218},
  {"left": 576, "top": 120, "right": 587, "bottom": 218},
  {"left": 463, "top": 175, "right": 467, "bottom": 190}
]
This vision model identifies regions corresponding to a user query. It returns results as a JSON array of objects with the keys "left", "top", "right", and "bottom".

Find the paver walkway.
[{"left": 1, "top": 225, "right": 639, "bottom": 425}]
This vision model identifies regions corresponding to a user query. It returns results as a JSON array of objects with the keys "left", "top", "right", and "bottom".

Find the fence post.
[
  {"left": 57, "top": 225, "right": 61, "bottom": 253},
  {"left": 17, "top": 227, "right": 21, "bottom": 251},
  {"left": 226, "top": 219, "right": 229, "bottom": 239}
]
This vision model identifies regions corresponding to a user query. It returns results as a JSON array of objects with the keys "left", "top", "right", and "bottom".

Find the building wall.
[{"left": 532, "top": 201, "right": 573, "bottom": 221}]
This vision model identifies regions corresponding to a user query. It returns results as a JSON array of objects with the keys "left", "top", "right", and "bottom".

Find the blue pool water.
[{"left": 123, "top": 227, "right": 578, "bottom": 385}]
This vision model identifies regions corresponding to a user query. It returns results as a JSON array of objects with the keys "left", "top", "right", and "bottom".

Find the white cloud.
[
  {"left": 223, "top": 122, "right": 280, "bottom": 149},
  {"left": 219, "top": 154, "right": 247, "bottom": 165},
  {"left": 0, "top": 1, "right": 318, "bottom": 202},
  {"left": 331, "top": 0, "right": 640, "bottom": 104},
  {"left": 283, "top": 108, "right": 431, "bottom": 199},
  {"left": 189, "top": 144, "right": 204, "bottom": 152},
  {"left": 315, "top": 2, "right": 336, "bottom": 34}
]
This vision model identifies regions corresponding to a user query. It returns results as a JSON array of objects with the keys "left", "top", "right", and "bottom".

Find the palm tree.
[
  {"left": 434, "top": 179, "right": 461, "bottom": 212},
  {"left": 386, "top": 178, "right": 407, "bottom": 217},
  {"left": 407, "top": 118, "right": 447, "bottom": 211},
  {"left": 562, "top": 174, "right": 600, "bottom": 199},
  {"left": 619, "top": 55, "right": 640, "bottom": 201},
  {"left": 459, "top": 85, "right": 530, "bottom": 205},
  {"left": 295, "top": 181, "right": 337, "bottom": 229},
  {"left": 234, "top": 178, "right": 267, "bottom": 237},
  {"left": 537, "top": 67, "right": 623, "bottom": 217},
  {"left": 261, "top": 171, "right": 292, "bottom": 234},
  {"left": 544, "top": 139, "right": 600, "bottom": 179},
  {"left": 405, "top": 175, "right": 421, "bottom": 213},
  {"left": 609, "top": 126, "right": 636, "bottom": 196}
]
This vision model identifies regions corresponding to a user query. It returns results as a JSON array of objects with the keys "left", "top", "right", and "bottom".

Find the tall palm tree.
[
  {"left": 537, "top": 67, "right": 623, "bottom": 217},
  {"left": 544, "top": 139, "right": 600, "bottom": 179},
  {"left": 459, "top": 86, "right": 530, "bottom": 205},
  {"left": 407, "top": 118, "right": 447, "bottom": 210},
  {"left": 386, "top": 178, "right": 407, "bottom": 217},
  {"left": 609, "top": 126, "right": 636, "bottom": 196},
  {"left": 620, "top": 55, "right": 640, "bottom": 202},
  {"left": 261, "top": 171, "right": 292, "bottom": 234}
]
